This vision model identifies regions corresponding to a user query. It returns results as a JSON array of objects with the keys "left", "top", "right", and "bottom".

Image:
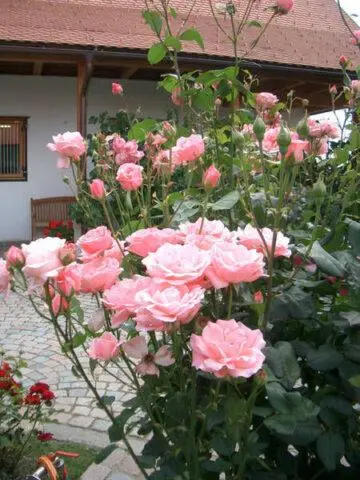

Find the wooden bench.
[{"left": 31, "top": 196, "right": 76, "bottom": 240}]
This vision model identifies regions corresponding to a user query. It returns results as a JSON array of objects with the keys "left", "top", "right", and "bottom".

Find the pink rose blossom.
[
  {"left": 203, "top": 165, "right": 221, "bottom": 189},
  {"left": 116, "top": 163, "right": 143, "bottom": 191},
  {"left": 205, "top": 242, "right": 265, "bottom": 289},
  {"left": 238, "top": 224, "right": 291, "bottom": 258},
  {"left": 77, "top": 226, "right": 113, "bottom": 256},
  {"left": 308, "top": 119, "right": 339, "bottom": 139},
  {"left": 22, "top": 237, "right": 66, "bottom": 284},
  {"left": 171, "top": 134, "right": 205, "bottom": 166},
  {"left": 111, "top": 135, "right": 144, "bottom": 165},
  {"left": 351, "top": 80, "right": 360, "bottom": 95},
  {"left": 275, "top": 0, "right": 293, "bottom": 13},
  {"left": 77, "top": 257, "right": 121, "bottom": 293},
  {"left": 134, "top": 281, "right": 205, "bottom": 330},
  {"left": 263, "top": 127, "right": 280, "bottom": 153},
  {"left": 47, "top": 131, "right": 86, "bottom": 169},
  {"left": 89, "top": 179, "right": 106, "bottom": 200},
  {"left": 142, "top": 243, "right": 211, "bottom": 286},
  {"left": 253, "top": 290, "right": 264, "bottom": 303},
  {"left": 256, "top": 92, "right": 278, "bottom": 110},
  {"left": 51, "top": 294, "right": 69, "bottom": 316},
  {"left": 0, "top": 259, "right": 10, "bottom": 293},
  {"left": 6, "top": 246, "right": 25, "bottom": 268},
  {"left": 329, "top": 84, "right": 337, "bottom": 95},
  {"left": 190, "top": 319, "right": 265, "bottom": 378},
  {"left": 126, "top": 227, "right": 183, "bottom": 257},
  {"left": 122, "top": 336, "right": 174, "bottom": 376},
  {"left": 286, "top": 133, "right": 309, "bottom": 163},
  {"left": 171, "top": 86, "right": 183, "bottom": 106},
  {"left": 112, "top": 82, "right": 123, "bottom": 95},
  {"left": 55, "top": 263, "right": 82, "bottom": 297},
  {"left": 88, "top": 332, "right": 120, "bottom": 361},
  {"left": 180, "top": 218, "right": 232, "bottom": 251},
  {"left": 59, "top": 243, "right": 76, "bottom": 265},
  {"left": 103, "top": 276, "right": 152, "bottom": 326},
  {"left": 103, "top": 239, "right": 127, "bottom": 264}
]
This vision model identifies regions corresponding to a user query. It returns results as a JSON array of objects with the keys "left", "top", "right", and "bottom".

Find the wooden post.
[{"left": 76, "top": 59, "right": 93, "bottom": 178}]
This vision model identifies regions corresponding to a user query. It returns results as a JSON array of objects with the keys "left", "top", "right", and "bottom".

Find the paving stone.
[
  {"left": 76, "top": 397, "right": 94, "bottom": 406},
  {"left": 91, "top": 408, "right": 108, "bottom": 419},
  {"left": 68, "top": 388, "right": 88, "bottom": 397},
  {"left": 68, "top": 415, "right": 94, "bottom": 428},
  {"left": 92, "top": 419, "right": 111, "bottom": 432},
  {"left": 106, "top": 474, "right": 133, "bottom": 480},
  {"left": 80, "top": 463, "right": 111, "bottom": 480},
  {"left": 102, "top": 449, "right": 126, "bottom": 470},
  {"left": 52, "top": 412, "right": 72, "bottom": 423},
  {"left": 120, "top": 456, "right": 142, "bottom": 476},
  {"left": 73, "top": 406, "right": 91, "bottom": 416}
]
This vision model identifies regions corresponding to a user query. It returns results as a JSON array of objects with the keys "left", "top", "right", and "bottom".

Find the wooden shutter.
[{"left": 0, "top": 117, "right": 28, "bottom": 181}]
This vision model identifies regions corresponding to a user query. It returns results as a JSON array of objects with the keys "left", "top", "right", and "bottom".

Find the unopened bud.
[
  {"left": 63, "top": 176, "right": 70, "bottom": 184},
  {"left": 302, "top": 99, "right": 309, "bottom": 108},
  {"left": 253, "top": 116, "right": 266, "bottom": 143},
  {"left": 296, "top": 117, "right": 309, "bottom": 139},
  {"left": 87, "top": 309, "right": 105, "bottom": 333},
  {"left": 232, "top": 129, "right": 245, "bottom": 147},
  {"left": 312, "top": 177, "right": 326, "bottom": 201},
  {"left": 277, "top": 124, "right": 292, "bottom": 155}
]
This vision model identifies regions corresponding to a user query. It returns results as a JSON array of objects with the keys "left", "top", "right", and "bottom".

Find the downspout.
[{"left": 79, "top": 55, "right": 93, "bottom": 179}]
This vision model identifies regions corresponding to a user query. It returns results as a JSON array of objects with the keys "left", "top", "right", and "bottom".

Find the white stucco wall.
[{"left": 0, "top": 75, "right": 169, "bottom": 241}]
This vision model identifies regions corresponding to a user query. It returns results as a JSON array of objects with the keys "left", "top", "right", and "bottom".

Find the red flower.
[
  {"left": 292, "top": 255, "right": 303, "bottom": 267},
  {"left": 30, "top": 382, "right": 50, "bottom": 394},
  {"left": 37, "top": 431, "right": 54, "bottom": 442},
  {"left": 0, "top": 380, "right": 12, "bottom": 390},
  {"left": 24, "top": 393, "right": 41, "bottom": 405},
  {"left": 326, "top": 276, "right": 338, "bottom": 284},
  {"left": 42, "top": 390, "right": 55, "bottom": 401},
  {"left": 339, "top": 288, "right": 349, "bottom": 297},
  {"left": 0, "top": 361, "right": 11, "bottom": 373},
  {"left": 43, "top": 228, "right": 50, "bottom": 236},
  {"left": 67, "top": 220, "right": 73, "bottom": 229}
]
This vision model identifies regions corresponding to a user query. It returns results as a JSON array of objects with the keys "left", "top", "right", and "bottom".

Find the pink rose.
[
  {"left": 116, "top": 163, "right": 143, "bottom": 191},
  {"left": 55, "top": 263, "right": 82, "bottom": 297},
  {"left": 180, "top": 218, "right": 232, "bottom": 251},
  {"left": 77, "top": 226, "right": 113, "bottom": 256},
  {"left": 88, "top": 332, "right": 120, "bottom": 361},
  {"left": 171, "top": 134, "right": 205, "bottom": 166},
  {"left": 47, "top": 131, "right": 86, "bottom": 169},
  {"left": 51, "top": 294, "right": 69, "bottom": 316},
  {"left": 22, "top": 237, "right": 66, "bottom": 284},
  {"left": 351, "top": 30, "right": 360, "bottom": 45},
  {"left": 103, "top": 239, "right": 127, "bottom": 264},
  {"left": 134, "top": 281, "right": 205, "bottom": 330},
  {"left": 275, "top": 0, "right": 293, "bottom": 13},
  {"left": 59, "top": 243, "right": 76, "bottom": 265},
  {"left": 89, "top": 179, "right": 106, "bottom": 200},
  {"left": 103, "top": 276, "right": 152, "bottom": 326},
  {"left": 190, "top": 319, "right": 265, "bottom": 378},
  {"left": 253, "top": 290, "right": 264, "bottom": 303},
  {"left": 205, "top": 242, "right": 265, "bottom": 289},
  {"left": 203, "top": 165, "right": 221, "bottom": 190},
  {"left": 286, "top": 133, "right": 309, "bottom": 163},
  {"left": 77, "top": 257, "right": 121, "bottom": 293},
  {"left": 0, "top": 259, "right": 10, "bottom": 293},
  {"left": 112, "top": 82, "right": 123, "bottom": 95},
  {"left": 329, "top": 84, "right": 337, "bottom": 95},
  {"left": 6, "top": 246, "right": 25, "bottom": 268},
  {"left": 256, "top": 92, "right": 278, "bottom": 110},
  {"left": 142, "top": 243, "right": 211, "bottom": 286},
  {"left": 122, "top": 336, "right": 174, "bottom": 376},
  {"left": 111, "top": 135, "right": 144, "bottom": 164},
  {"left": 171, "top": 86, "right": 183, "bottom": 106},
  {"left": 238, "top": 224, "right": 291, "bottom": 258},
  {"left": 351, "top": 80, "right": 360, "bottom": 95},
  {"left": 263, "top": 127, "right": 280, "bottom": 153},
  {"left": 126, "top": 227, "right": 183, "bottom": 257}
]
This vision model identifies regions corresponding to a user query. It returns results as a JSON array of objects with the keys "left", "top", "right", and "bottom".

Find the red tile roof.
[{"left": 0, "top": 0, "right": 359, "bottom": 70}]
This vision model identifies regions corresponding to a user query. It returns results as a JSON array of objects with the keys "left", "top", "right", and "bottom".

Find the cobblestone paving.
[{"left": 0, "top": 293, "right": 144, "bottom": 479}]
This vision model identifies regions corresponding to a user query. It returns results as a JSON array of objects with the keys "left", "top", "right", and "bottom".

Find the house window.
[{"left": 0, "top": 117, "right": 28, "bottom": 181}]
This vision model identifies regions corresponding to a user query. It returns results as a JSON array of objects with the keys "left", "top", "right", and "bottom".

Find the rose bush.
[{"left": 2, "top": 1, "right": 360, "bottom": 479}]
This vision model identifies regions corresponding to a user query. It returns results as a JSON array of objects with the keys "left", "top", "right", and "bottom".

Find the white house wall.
[{"left": 0, "top": 75, "right": 170, "bottom": 241}]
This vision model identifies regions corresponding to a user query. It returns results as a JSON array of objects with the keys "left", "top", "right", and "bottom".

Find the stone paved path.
[{"left": 0, "top": 293, "right": 144, "bottom": 479}]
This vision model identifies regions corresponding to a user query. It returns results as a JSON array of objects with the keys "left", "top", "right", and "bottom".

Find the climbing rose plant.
[{"left": 2, "top": 1, "right": 360, "bottom": 479}]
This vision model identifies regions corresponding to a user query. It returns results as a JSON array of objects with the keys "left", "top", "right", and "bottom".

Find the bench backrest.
[{"left": 31, "top": 197, "right": 76, "bottom": 239}]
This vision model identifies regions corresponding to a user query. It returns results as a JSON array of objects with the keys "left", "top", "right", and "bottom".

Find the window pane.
[{"left": 0, "top": 122, "right": 21, "bottom": 175}]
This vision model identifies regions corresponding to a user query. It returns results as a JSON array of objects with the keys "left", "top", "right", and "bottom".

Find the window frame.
[{"left": 0, "top": 116, "right": 28, "bottom": 182}]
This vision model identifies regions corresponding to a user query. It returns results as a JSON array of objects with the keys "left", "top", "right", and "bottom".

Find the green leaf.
[
  {"left": 310, "top": 241, "right": 346, "bottom": 277},
  {"left": 71, "top": 365, "right": 81, "bottom": 378},
  {"left": 212, "top": 190, "right": 240, "bottom": 211},
  {"left": 89, "top": 358, "right": 97, "bottom": 377},
  {"left": 70, "top": 296, "right": 84, "bottom": 323},
  {"left": 264, "top": 414, "right": 296, "bottom": 436},
  {"left": 265, "top": 342, "right": 300, "bottom": 390},
  {"left": 147, "top": 42, "right": 167, "bottom": 65},
  {"left": 266, "top": 383, "right": 320, "bottom": 418},
  {"left": 307, "top": 345, "right": 343, "bottom": 371},
  {"left": 62, "top": 332, "right": 87, "bottom": 353},
  {"left": 164, "top": 35, "right": 182, "bottom": 51},
  {"left": 169, "top": 7, "right": 177, "bottom": 18},
  {"left": 269, "top": 286, "right": 315, "bottom": 322},
  {"left": 95, "top": 444, "right": 119, "bottom": 464},
  {"left": 108, "top": 409, "right": 134, "bottom": 441},
  {"left": 192, "top": 90, "right": 214, "bottom": 110},
  {"left": 128, "top": 118, "right": 157, "bottom": 141},
  {"left": 202, "top": 458, "right": 231, "bottom": 472},
  {"left": 211, "top": 435, "right": 235, "bottom": 456},
  {"left": 316, "top": 432, "right": 345, "bottom": 471},
  {"left": 98, "top": 395, "right": 115, "bottom": 407},
  {"left": 143, "top": 10, "right": 162, "bottom": 35},
  {"left": 246, "top": 19, "right": 262, "bottom": 28},
  {"left": 159, "top": 75, "right": 179, "bottom": 93},
  {"left": 180, "top": 28, "right": 205, "bottom": 49}
]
